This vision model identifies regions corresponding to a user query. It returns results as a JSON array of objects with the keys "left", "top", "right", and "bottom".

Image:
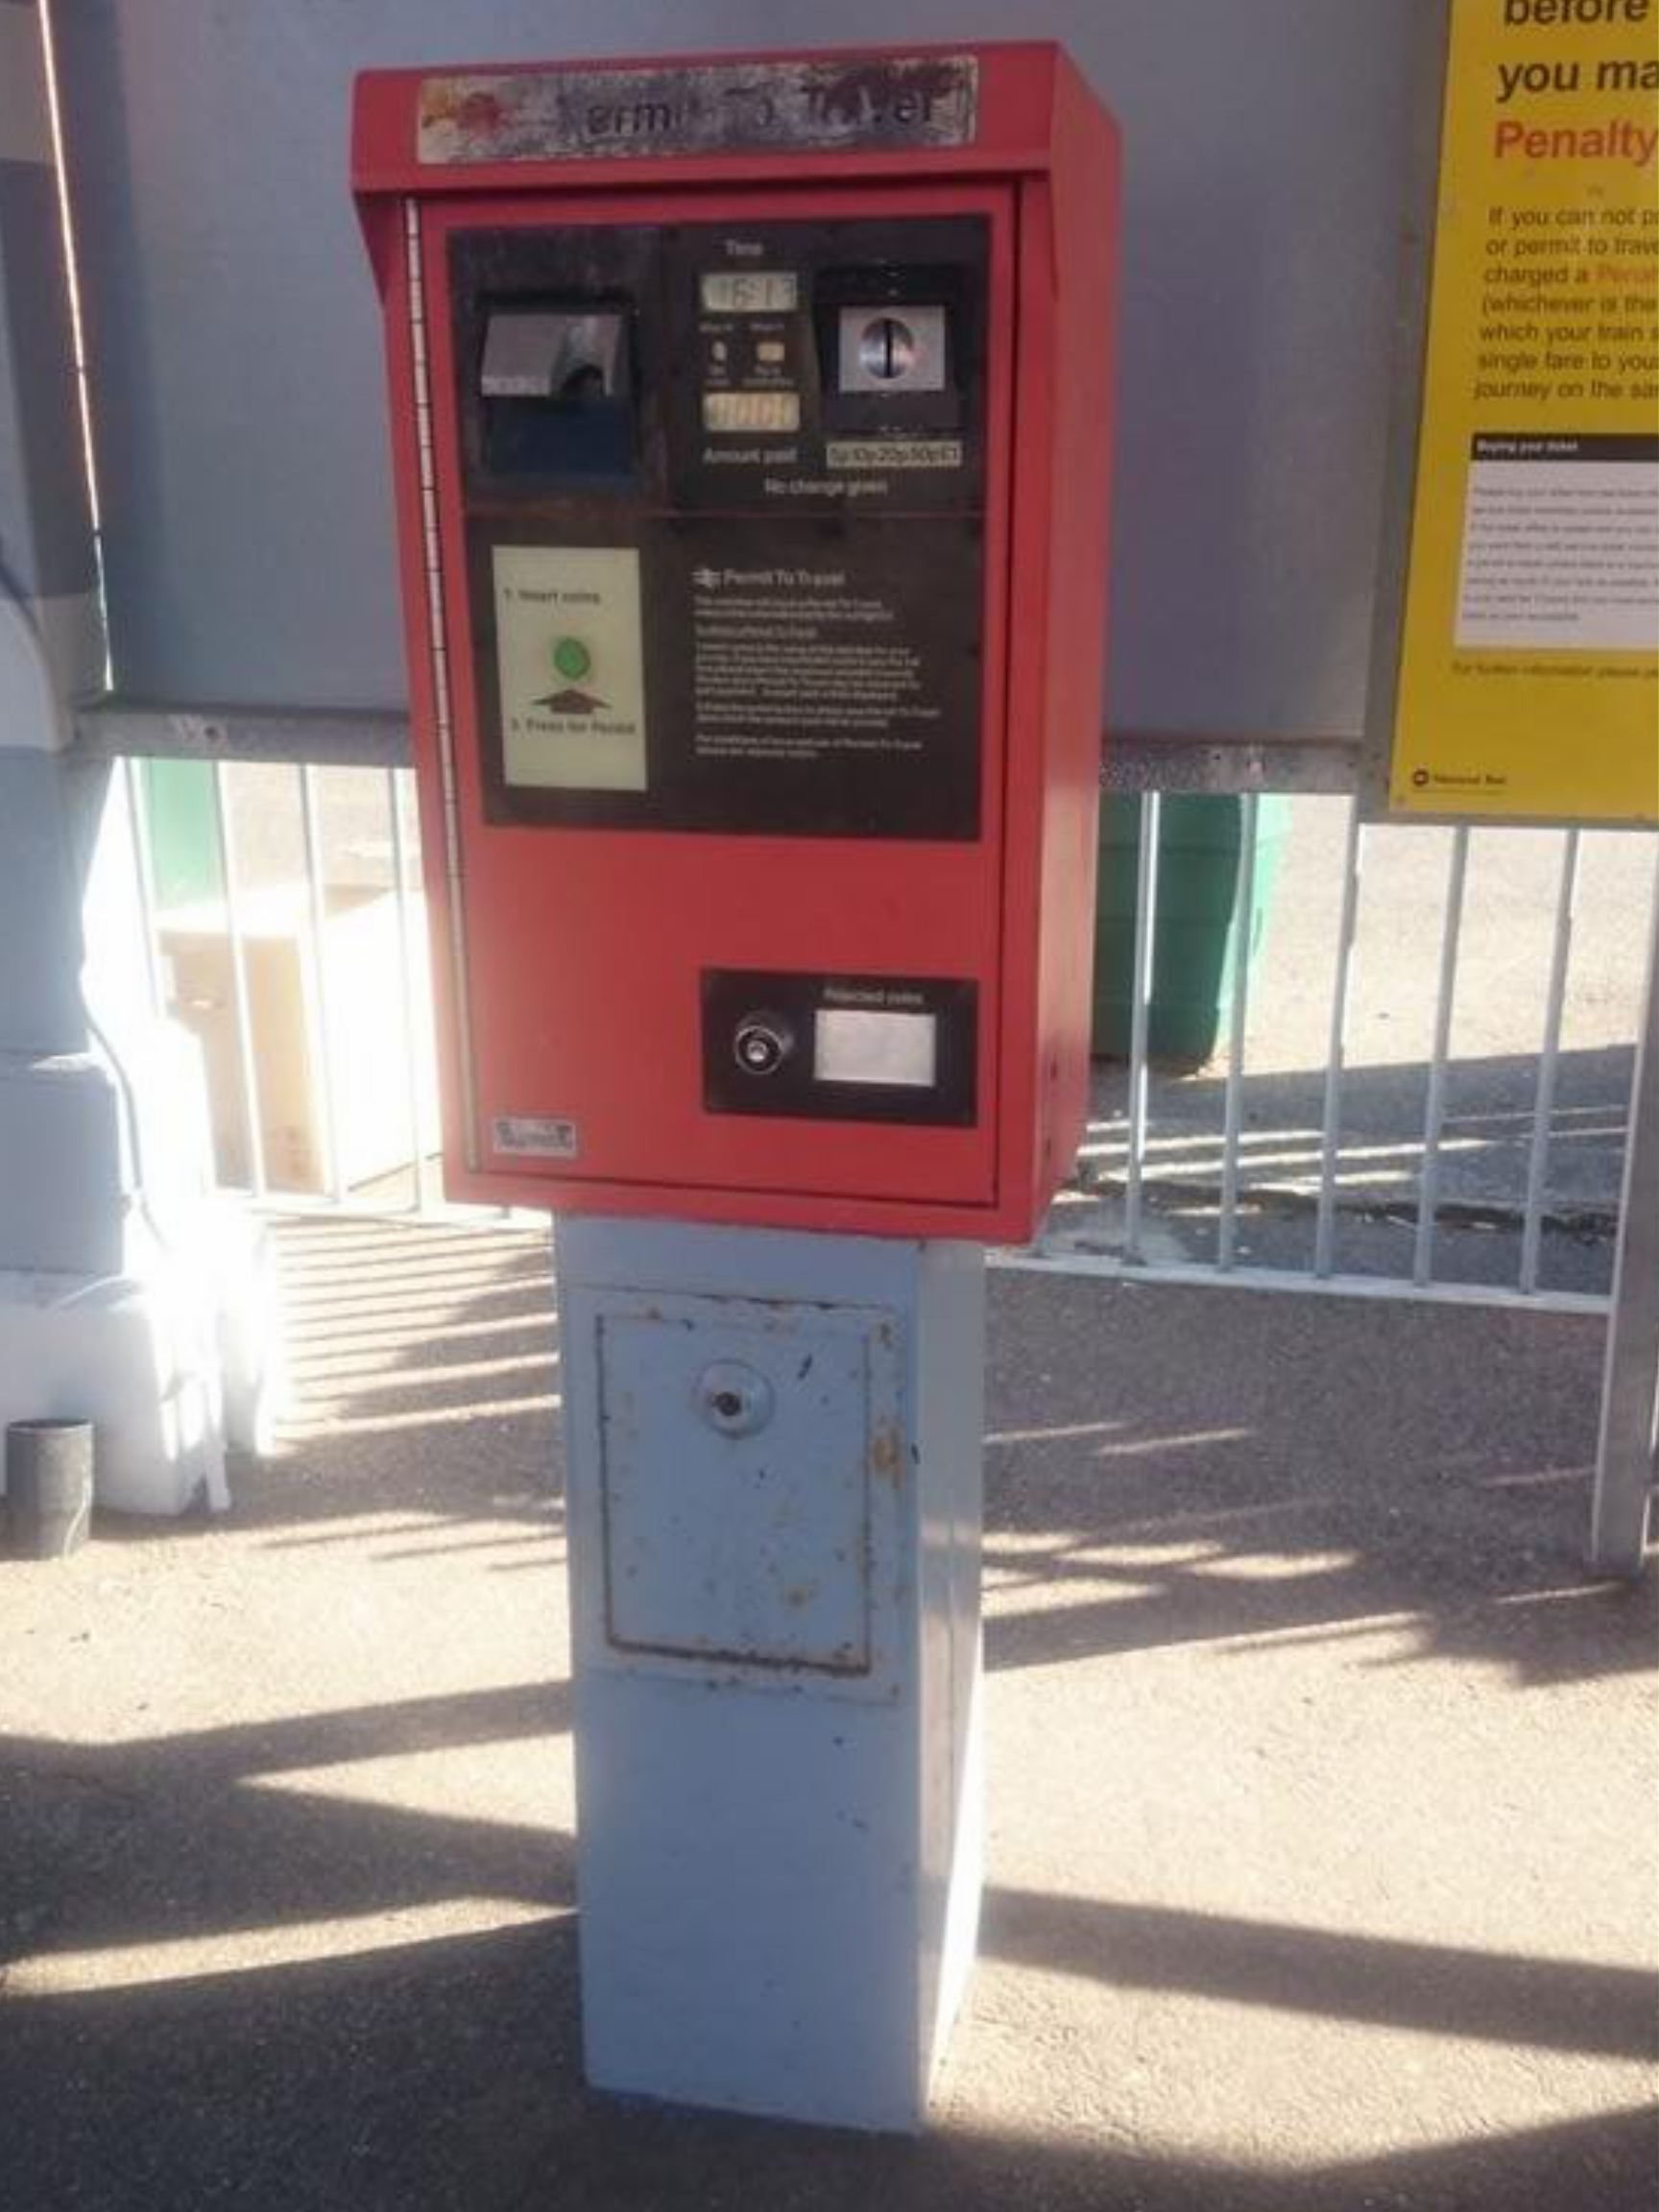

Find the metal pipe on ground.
[{"left": 5, "top": 1419, "right": 93, "bottom": 1558}]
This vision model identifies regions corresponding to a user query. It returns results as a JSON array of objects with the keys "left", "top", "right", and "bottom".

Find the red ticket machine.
[{"left": 352, "top": 42, "right": 1118, "bottom": 1242}]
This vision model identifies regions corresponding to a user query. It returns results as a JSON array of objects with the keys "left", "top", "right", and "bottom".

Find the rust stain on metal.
[
  {"left": 869, "top": 1421, "right": 902, "bottom": 1487},
  {"left": 417, "top": 55, "right": 978, "bottom": 166}
]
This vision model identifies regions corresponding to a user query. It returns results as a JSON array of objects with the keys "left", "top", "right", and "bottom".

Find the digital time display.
[{"left": 700, "top": 271, "right": 800, "bottom": 315}]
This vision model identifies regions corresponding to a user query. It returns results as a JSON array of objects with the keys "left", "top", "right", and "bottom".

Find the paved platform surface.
[{"left": 2, "top": 1215, "right": 1654, "bottom": 2210}]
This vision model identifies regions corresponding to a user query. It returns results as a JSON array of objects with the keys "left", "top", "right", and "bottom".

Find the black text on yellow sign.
[{"left": 1390, "top": 0, "right": 1659, "bottom": 823}]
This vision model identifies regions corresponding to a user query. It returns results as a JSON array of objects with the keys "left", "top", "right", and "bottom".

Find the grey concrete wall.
[
  {"left": 0, "top": 0, "right": 122, "bottom": 1278},
  {"left": 51, "top": 1, "right": 1436, "bottom": 735},
  {"left": 0, "top": 0, "right": 104, "bottom": 711}
]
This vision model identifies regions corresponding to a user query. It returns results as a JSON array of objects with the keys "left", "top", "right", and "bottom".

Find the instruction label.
[
  {"left": 1456, "top": 431, "right": 1658, "bottom": 648},
  {"left": 1389, "top": 0, "right": 1659, "bottom": 821},
  {"left": 669, "top": 526, "right": 983, "bottom": 839},
  {"left": 493, "top": 545, "right": 648, "bottom": 793},
  {"left": 691, "top": 565, "right": 937, "bottom": 766}
]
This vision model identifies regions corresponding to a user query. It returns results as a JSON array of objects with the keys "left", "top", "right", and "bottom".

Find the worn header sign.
[
  {"left": 418, "top": 56, "right": 979, "bottom": 166},
  {"left": 1386, "top": 0, "right": 1659, "bottom": 823}
]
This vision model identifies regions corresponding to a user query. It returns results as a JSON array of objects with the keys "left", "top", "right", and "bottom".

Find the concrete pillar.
[{"left": 0, "top": 0, "right": 228, "bottom": 1513}]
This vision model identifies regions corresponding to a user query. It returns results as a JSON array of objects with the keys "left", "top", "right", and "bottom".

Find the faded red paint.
[{"left": 352, "top": 42, "right": 1119, "bottom": 1241}]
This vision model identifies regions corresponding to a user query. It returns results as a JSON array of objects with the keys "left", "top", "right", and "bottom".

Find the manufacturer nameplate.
[
  {"left": 493, "top": 1115, "right": 580, "bottom": 1160},
  {"left": 418, "top": 56, "right": 978, "bottom": 164}
]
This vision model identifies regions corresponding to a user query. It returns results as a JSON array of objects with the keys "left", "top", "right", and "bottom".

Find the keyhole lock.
[
  {"left": 696, "top": 1360, "right": 775, "bottom": 1438},
  {"left": 733, "top": 1012, "right": 794, "bottom": 1078},
  {"left": 857, "top": 315, "right": 917, "bottom": 382}
]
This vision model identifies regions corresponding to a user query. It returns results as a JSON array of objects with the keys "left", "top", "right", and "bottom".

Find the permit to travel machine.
[{"left": 354, "top": 40, "right": 1119, "bottom": 2130}]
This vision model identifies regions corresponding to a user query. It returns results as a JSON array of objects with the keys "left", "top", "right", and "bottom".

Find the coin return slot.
[{"left": 814, "top": 1009, "right": 938, "bottom": 1090}]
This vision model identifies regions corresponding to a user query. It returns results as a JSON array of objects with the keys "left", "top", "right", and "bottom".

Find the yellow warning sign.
[{"left": 1390, "top": 0, "right": 1659, "bottom": 821}]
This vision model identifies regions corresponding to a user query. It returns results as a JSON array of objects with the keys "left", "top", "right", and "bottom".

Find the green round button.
[{"left": 551, "top": 636, "right": 592, "bottom": 683}]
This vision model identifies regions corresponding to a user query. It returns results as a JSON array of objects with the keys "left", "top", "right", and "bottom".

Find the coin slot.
[{"left": 835, "top": 302, "right": 948, "bottom": 395}]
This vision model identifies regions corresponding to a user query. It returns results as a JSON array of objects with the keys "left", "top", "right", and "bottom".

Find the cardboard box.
[{"left": 159, "top": 882, "right": 437, "bottom": 1194}]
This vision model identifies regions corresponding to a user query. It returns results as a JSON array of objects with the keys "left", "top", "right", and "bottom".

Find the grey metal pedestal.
[{"left": 557, "top": 1216, "right": 985, "bottom": 2131}]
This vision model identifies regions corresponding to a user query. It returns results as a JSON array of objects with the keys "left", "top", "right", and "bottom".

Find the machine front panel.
[
  {"left": 451, "top": 213, "right": 989, "bottom": 842},
  {"left": 424, "top": 189, "right": 1012, "bottom": 1208}
]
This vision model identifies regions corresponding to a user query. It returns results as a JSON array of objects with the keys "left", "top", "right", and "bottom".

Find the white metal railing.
[
  {"left": 120, "top": 756, "right": 444, "bottom": 1217},
  {"left": 111, "top": 761, "right": 1653, "bottom": 1310},
  {"left": 1020, "top": 791, "right": 1652, "bottom": 1313}
]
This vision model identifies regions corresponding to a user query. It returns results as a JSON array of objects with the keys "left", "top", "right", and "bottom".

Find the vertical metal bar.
[
  {"left": 1314, "top": 798, "right": 1365, "bottom": 1278},
  {"left": 1122, "top": 793, "right": 1161, "bottom": 1264},
  {"left": 388, "top": 767, "right": 435, "bottom": 1215},
  {"left": 210, "top": 759, "right": 266, "bottom": 1198},
  {"left": 1520, "top": 829, "right": 1581, "bottom": 1295},
  {"left": 298, "top": 764, "right": 348, "bottom": 1205},
  {"left": 122, "top": 756, "right": 166, "bottom": 1020},
  {"left": 1590, "top": 854, "right": 1659, "bottom": 1576},
  {"left": 1217, "top": 792, "right": 1261, "bottom": 1271},
  {"left": 405, "top": 197, "right": 481, "bottom": 1171},
  {"left": 1412, "top": 827, "right": 1471, "bottom": 1288}
]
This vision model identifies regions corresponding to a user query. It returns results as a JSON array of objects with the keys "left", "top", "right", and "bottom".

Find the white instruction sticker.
[{"left": 493, "top": 545, "right": 648, "bottom": 791}]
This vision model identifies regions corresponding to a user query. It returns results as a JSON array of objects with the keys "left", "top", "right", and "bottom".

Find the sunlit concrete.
[{"left": 0, "top": 1214, "right": 1651, "bottom": 2208}]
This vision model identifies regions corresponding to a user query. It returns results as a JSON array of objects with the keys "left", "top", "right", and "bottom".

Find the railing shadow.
[
  {"left": 5, "top": 1221, "right": 1651, "bottom": 2208},
  {"left": 1064, "top": 1043, "right": 1635, "bottom": 1294},
  {"left": 983, "top": 1269, "right": 1657, "bottom": 1689},
  {"left": 235, "top": 1213, "right": 563, "bottom": 1542},
  {"left": 1, "top": 1687, "right": 1649, "bottom": 2211}
]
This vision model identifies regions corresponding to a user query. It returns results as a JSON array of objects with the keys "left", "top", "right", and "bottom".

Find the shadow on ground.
[
  {"left": 1, "top": 1719, "right": 1651, "bottom": 2211},
  {"left": 984, "top": 1267, "right": 1655, "bottom": 1689},
  {"left": 3, "top": 1216, "right": 1651, "bottom": 2209},
  {"left": 1065, "top": 1045, "right": 1633, "bottom": 1296}
]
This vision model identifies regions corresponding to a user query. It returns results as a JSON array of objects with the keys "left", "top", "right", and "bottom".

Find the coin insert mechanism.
[{"left": 837, "top": 302, "right": 948, "bottom": 393}]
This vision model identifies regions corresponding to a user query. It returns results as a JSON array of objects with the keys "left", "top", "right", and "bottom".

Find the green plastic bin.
[
  {"left": 1092, "top": 793, "right": 1290, "bottom": 1066},
  {"left": 141, "top": 758, "right": 222, "bottom": 911}
]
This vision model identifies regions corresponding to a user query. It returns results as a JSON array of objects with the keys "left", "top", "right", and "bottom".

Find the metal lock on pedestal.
[{"left": 695, "top": 1359, "right": 774, "bottom": 1437}]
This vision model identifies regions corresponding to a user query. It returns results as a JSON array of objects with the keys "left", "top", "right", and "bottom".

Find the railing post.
[{"left": 1590, "top": 864, "right": 1659, "bottom": 1576}]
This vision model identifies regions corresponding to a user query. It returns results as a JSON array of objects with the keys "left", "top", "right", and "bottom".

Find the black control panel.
[
  {"left": 447, "top": 217, "right": 990, "bottom": 841},
  {"left": 702, "top": 971, "right": 977, "bottom": 1127}
]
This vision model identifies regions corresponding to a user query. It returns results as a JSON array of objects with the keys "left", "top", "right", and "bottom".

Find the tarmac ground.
[{"left": 2, "top": 1214, "right": 1653, "bottom": 2211}]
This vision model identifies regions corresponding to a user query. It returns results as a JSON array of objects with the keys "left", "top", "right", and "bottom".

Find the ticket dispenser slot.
[{"left": 477, "top": 300, "right": 636, "bottom": 480}]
